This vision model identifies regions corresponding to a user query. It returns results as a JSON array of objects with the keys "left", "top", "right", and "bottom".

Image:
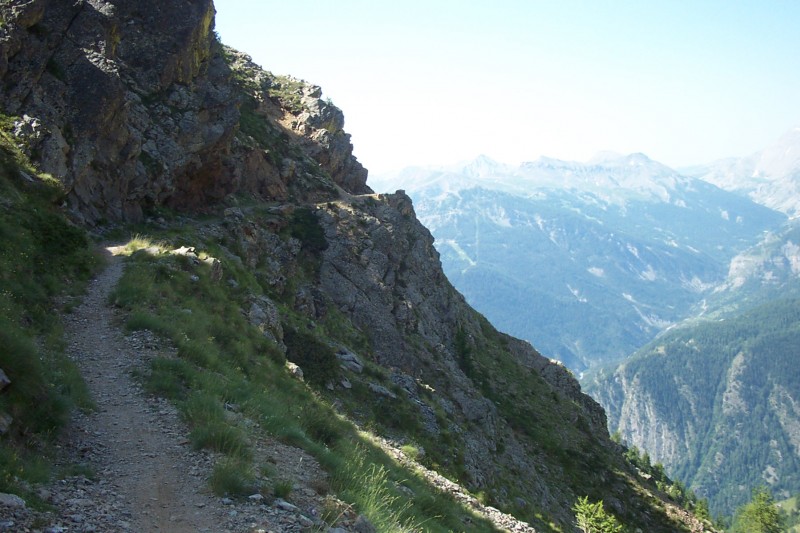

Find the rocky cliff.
[
  {"left": 0, "top": 0, "right": 369, "bottom": 223},
  {"left": 0, "top": 1, "right": 713, "bottom": 531}
]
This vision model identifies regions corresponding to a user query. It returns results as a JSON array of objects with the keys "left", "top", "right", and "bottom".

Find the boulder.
[
  {"left": 335, "top": 349, "right": 363, "bottom": 373},
  {"left": 0, "top": 492, "right": 25, "bottom": 508},
  {"left": 286, "top": 362, "right": 304, "bottom": 381}
]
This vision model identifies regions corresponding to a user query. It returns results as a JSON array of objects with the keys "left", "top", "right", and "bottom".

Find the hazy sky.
[{"left": 213, "top": 0, "right": 800, "bottom": 174}]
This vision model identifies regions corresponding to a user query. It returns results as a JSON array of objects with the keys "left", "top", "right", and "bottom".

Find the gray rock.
[
  {"left": 0, "top": 413, "right": 12, "bottom": 435},
  {"left": 248, "top": 296, "right": 283, "bottom": 343},
  {"left": 224, "top": 207, "right": 245, "bottom": 219},
  {"left": 336, "top": 349, "right": 363, "bottom": 373},
  {"left": 368, "top": 383, "right": 397, "bottom": 400},
  {"left": 274, "top": 498, "right": 298, "bottom": 512},
  {"left": 0, "top": 368, "right": 10, "bottom": 391},
  {"left": 286, "top": 362, "right": 304, "bottom": 381},
  {"left": 353, "top": 515, "right": 376, "bottom": 533},
  {"left": 0, "top": 492, "right": 25, "bottom": 508}
]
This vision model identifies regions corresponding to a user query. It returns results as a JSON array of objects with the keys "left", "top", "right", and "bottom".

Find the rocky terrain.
[{"left": 0, "top": 1, "right": 716, "bottom": 531}]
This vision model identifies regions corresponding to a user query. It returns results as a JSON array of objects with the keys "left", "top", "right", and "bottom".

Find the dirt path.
[
  {"left": 60, "top": 247, "right": 222, "bottom": 532},
  {"left": 0, "top": 247, "right": 350, "bottom": 533}
]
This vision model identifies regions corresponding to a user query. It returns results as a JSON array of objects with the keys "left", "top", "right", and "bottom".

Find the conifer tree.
[{"left": 731, "top": 486, "right": 785, "bottom": 533}]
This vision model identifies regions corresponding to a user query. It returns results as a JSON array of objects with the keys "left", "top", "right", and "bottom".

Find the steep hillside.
[
  {"left": 373, "top": 154, "right": 784, "bottom": 370},
  {"left": 585, "top": 298, "right": 800, "bottom": 516},
  {"left": 0, "top": 1, "right": 715, "bottom": 531},
  {"left": 698, "top": 219, "right": 800, "bottom": 317},
  {"left": 586, "top": 221, "right": 800, "bottom": 515}
]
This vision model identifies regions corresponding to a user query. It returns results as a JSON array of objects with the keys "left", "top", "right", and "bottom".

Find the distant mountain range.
[
  {"left": 371, "top": 150, "right": 787, "bottom": 370},
  {"left": 683, "top": 128, "right": 800, "bottom": 218},
  {"left": 370, "top": 128, "right": 800, "bottom": 517}
]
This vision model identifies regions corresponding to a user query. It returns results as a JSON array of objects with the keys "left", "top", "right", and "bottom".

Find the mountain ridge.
[
  {"left": 373, "top": 153, "right": 785, "bottom": 370},
  {"left": 683, "top": 127, "right": 800, "bottom": 218}
]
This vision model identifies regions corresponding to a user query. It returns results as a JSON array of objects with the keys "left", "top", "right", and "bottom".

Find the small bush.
[
  {"left": 289, "top": 208, "right": 328, "bottom": 254},
  {"left": 574, "top": 496, "right": 623, "bottom": 533},
  {"left": 283, "top": 326, "right": 339, "bottom": 386}
]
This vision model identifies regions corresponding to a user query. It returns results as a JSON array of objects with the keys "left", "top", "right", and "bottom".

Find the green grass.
[
  {"left": 0, "top": 117, "right": 99, "bottom": 497},
  {"left": 111, "top": 226, "right": 499, "bottom": 533},
  {"left": 210, "top": 458, "right": 256, "bottom": 497},
  {"left": 273, "top": 478, "right": 293, "bottom": 499}
]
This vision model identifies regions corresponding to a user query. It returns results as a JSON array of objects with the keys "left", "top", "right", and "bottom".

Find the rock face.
[{"left": 0, "top": 0, "right": 369, "bottom": 223}]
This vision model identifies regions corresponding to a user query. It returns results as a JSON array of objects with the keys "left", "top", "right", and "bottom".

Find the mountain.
[
  {"left": 373, "top": 154, "right": 785, "bottom": 370},
  {"left": 584, "top": 220, "right": 800, "bottom": 516},
  {"left": 684, "top": 128, "right": 800, "bottom": 218},
  {"left": 0, "top": 1, "right": 711, "bottom": 531}
]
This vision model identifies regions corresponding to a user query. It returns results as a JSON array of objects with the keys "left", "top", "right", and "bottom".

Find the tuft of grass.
[
  {"left": 124, "top": 310, "right": 173, "bottom": 336},
  {"left": 273, "top": 478, "right": 293, "bottom": 499},
  {"left": 119, "top": 234, "right": 167, "bottom": 256},
  {"left": 400, "top": 444, "right": 422, "bottom": 462},
  {"left": 331, "top": 453, "right": 421, "bottom": 533},
  {"left": 210, "top": 458, "right": 256, "bottom": 497},
  {"left": 57, "top": 462, "right": 97, "bottom": 481}
]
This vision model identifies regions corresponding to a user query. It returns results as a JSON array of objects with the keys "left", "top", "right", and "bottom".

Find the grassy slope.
[
  {"left": 107, "top": 225, "right": 499, "bottom": 532},
  {"left": 0, "top": 116, "right": 99, "bottom": 502}
]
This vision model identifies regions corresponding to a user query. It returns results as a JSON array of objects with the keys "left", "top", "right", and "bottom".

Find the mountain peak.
[{"left": 459, "top": 154, "right": 506, "bottom": 178}]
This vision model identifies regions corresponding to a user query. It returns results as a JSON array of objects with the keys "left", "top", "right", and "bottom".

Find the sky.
[{"left": 213, "top": 0, "right": 800, "bottom": 175}]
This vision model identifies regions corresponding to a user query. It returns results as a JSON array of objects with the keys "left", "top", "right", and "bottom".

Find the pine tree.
[
  {"left": 731, "top": 486, "right": 785, "bottom": 533},
  {"left": 574, "top": 496, "right": 624, "bottom": 533}
]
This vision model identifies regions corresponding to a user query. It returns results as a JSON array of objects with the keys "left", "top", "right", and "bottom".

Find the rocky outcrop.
[
  {"left": 222, "top": 50, "right": 371, "bottom": 200},
  {"left": 0, "top": 0, "right": 235, "bottom": 221},
  {"left": 0, "top": 0, "right": 369, "bottom": 223}
]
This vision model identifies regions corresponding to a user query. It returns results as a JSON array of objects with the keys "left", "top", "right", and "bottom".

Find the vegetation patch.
[{"left": 0, "top": 118, "right": 98, "bottom": 498}]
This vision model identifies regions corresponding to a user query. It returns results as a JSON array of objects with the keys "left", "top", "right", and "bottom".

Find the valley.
[{"left": 372, "top": 137, "right": 800, "bottom": 518}]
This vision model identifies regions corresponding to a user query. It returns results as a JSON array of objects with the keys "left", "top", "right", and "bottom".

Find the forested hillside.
[{"left": 586, "top": 298, "right": 800, "bottom": 515}]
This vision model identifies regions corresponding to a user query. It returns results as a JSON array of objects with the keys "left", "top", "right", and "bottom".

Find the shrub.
[
  {"left": 290, "top": 207, "right": 328, "bottom": 254},
  {"left": 283, "top": 326, "right": 339, "bottom": 386}
]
